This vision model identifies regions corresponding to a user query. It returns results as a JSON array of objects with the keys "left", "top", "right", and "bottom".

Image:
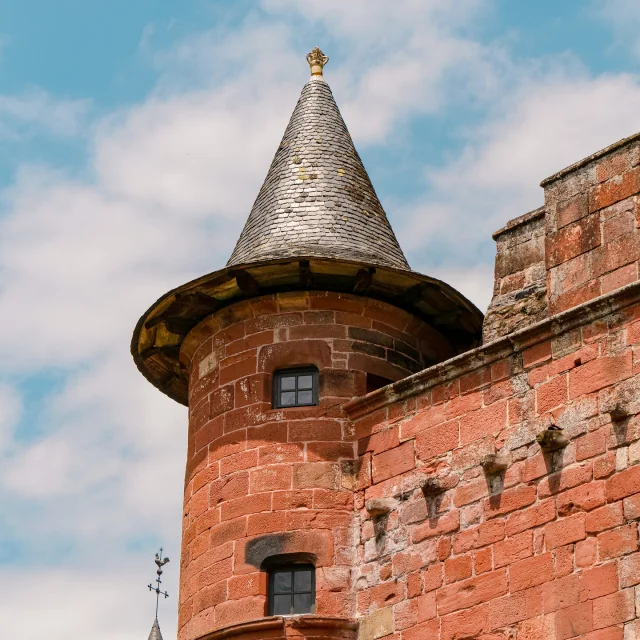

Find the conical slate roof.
[
  {"left": 227, "top": 54, "right": 409, "bottom": 270},
  {"left": 147, "top": 619, "right": 163, "bottom": 640}
]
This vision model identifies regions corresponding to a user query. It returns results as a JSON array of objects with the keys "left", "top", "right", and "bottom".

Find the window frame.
[
  {"left": 267, "top": 564, "right": 316, "bottom": 617},
  {"left": 272, "top": 367, "right": 319, "bottom": 409}
]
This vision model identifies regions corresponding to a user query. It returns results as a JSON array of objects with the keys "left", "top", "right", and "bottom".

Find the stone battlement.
[{"left": 484, "top": 132, "right": 640, "bottom": 344}]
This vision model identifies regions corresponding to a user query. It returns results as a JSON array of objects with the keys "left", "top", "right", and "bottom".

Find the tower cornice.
[{"left": 131, "top": 256, "right": 483, "bottom": 405}]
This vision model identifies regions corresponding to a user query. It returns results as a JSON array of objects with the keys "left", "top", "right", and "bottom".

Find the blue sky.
[{"left": 1, "top": 2, "right": 640, "bottom": 638}]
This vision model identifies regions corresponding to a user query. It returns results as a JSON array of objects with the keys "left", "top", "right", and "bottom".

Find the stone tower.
[
  {"left": 132, "top": 48, "right": 481, "bottom": 640},
  {"left": 133, "top": 48, "right": 640, "bottom": 640}
]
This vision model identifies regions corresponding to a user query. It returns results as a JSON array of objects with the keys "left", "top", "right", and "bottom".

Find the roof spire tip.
[{"left": 306, "top": 46, "right": 328, "bottom": 76}]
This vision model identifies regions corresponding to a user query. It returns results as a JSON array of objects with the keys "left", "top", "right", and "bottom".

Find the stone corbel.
[
  {"left": 364, "top": 498, "right": 396, "bottom": 519},
  {"left": 536, "top": 426, "right": 569, "bottom": 452}
]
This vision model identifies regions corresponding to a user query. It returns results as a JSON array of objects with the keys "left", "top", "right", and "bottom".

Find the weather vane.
[{"left": 148, "top": 548, "right": 170, "bottom": 620}]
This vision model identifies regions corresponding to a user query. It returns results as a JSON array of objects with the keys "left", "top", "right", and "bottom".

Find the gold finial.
[{"left": 306, "top": 47, "right": 329, "bottom": 76}]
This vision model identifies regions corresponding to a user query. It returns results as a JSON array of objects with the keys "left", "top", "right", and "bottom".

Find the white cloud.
[
  {"left": 263, "top": 0, "right": 486, "bottom": 40},
  {"left": 1, "top": 357, "right": 185, "bottom": 551},
  {"left": 264, "top": 0, "right": 501, "bottom": 142},
  {"left": 428, "top": 265, "right": 496, "bottom": 312},
  {"left": 0, "top": 89, "right": 90, "bottom": 139},
  {"left": 397, "top": 68, "right": 640, "bottom": 312},
  {"left": 0, "top": 384, "right": 21, "bottom": 454},
  {"left": 0, "top": 564, "right": 178, "bottom": 640},
  {"left": 92, "top": 88, "right": 294, "bottom": 218},
  {"left": 441, "top": 72, "right": 640, "bottom": 193}
]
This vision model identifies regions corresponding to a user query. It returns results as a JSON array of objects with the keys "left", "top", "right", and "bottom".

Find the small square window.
[
  {"left": 268, "top": 565, "right": 315, "bottom": 616},
  {"left": 273, "top": 368, "right": 318, "bottom": 408}
]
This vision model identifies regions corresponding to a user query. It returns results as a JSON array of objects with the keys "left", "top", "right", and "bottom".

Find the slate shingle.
[
  {"left": 148, "top": 619, "right": 163, "bottom": 640},
  {"left": 227, "top": 75, "right": 410, "bottom": 270}
]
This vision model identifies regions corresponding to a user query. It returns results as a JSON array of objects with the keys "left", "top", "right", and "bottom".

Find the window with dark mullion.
[
  {"left": 268, "top": 565, "right": 315, "bottom": 616},
  {"left": 273, "top": 367, "right": 318, "bottom": 408}
]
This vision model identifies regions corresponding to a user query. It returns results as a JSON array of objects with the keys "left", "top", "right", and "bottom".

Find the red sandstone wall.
[
  {"left": 350, "top": 294, "right": 640, "bottom": 639},
  {"left": 178, "top": 292, "right": 454, "bottom": 640}
]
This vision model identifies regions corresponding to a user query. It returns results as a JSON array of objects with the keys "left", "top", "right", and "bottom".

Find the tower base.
[{"left": 196, "top": 616, "right": 357, "bottom": 640}]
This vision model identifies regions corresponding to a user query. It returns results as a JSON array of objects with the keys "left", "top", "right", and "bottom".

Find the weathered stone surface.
[
  {"left": 357, "top": 606, "right": 393, "bottom": 640},
  {"left": 483, "top": 207, "right": 548, "bottom": 343},
  {"left": 536, "top": 427, "right": 570, "bottom": 452},
  {"left": 480, "top": 452, "right": 510, "bottom": 474},
  {"left": 364, "top": 498, "right": 396, "bottom": 518}
]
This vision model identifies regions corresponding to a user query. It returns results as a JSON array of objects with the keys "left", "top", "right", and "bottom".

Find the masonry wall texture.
[
  {"left": 178, "top": 292, "right": 456, "bottom": 640},
  {"left": 348, "top": 291, "right": 640, "bottom": 640},
  {"left": 132, "top": 54, "right": 640, "bottom": 640},
  {"left": 339, "top": 132, "right": 640, "bottom": 640}
]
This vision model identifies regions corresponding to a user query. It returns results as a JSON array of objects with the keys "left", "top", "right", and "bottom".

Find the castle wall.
[
  {"left": 177, "top": 291, "right": 456, "bottom": 640},
  {"left": 347, "top": 282, "right": 640, "bottom": 640}
]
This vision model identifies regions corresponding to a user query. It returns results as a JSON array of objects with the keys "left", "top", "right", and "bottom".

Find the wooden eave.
[{"left": 131, "top": 257, "right": 484, "bottom": 406}]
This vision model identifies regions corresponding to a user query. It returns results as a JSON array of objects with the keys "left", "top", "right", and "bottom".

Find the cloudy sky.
[{"left": 1, "top": 1, "right": 640, "bottom": 638}]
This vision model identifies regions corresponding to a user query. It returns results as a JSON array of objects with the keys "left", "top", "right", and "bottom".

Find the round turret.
[{"left": 131, "top": 49, "right": 483, "bottom": 640}]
